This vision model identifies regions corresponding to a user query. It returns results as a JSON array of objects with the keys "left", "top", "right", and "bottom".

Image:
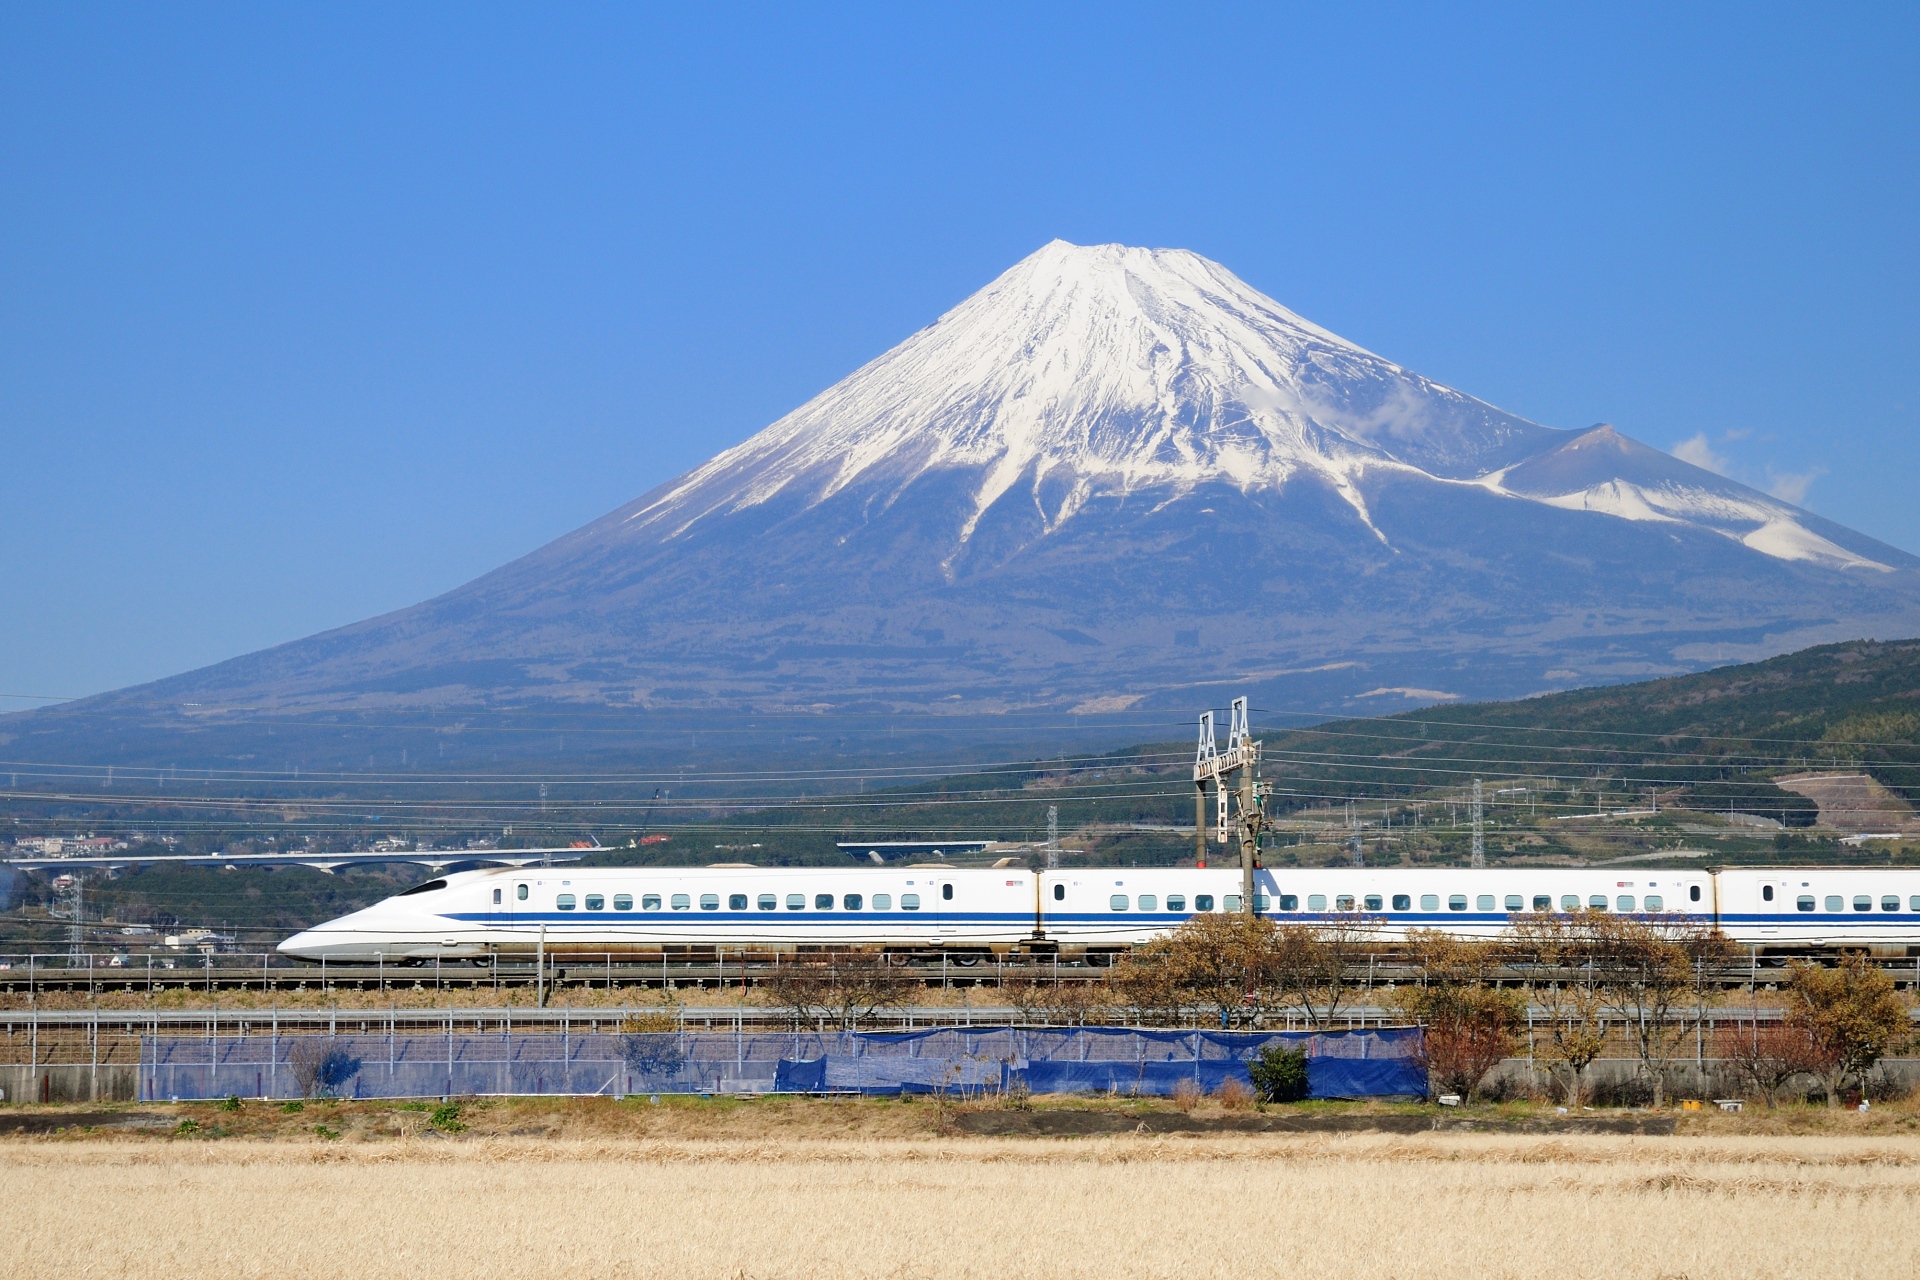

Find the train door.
[
  {"left": 936, "top": 879, "right": 955, "bottom": 942},
  {"left": 1757, "top": 880, "right": 1781, "bottom": 939}
]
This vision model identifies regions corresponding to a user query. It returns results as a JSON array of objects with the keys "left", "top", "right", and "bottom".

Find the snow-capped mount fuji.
[
  {"left": 628, "top": 240, "right": 1883, "bottom": 575},
  {"left": 22, "top": 241, "right": 1920, "bottom": 765}
]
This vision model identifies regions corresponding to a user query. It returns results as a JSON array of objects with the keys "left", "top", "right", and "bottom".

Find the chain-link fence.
[{"left": 141, "top": 1025, "right": 1425, "bottom": 1101}]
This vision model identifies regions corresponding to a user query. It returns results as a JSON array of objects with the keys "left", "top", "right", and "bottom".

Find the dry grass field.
[{"left": 6, "top": 1125, "right": 1920, "bottom": 1279}]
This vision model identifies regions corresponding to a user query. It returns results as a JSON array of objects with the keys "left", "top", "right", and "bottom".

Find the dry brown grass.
[{"left": 8, "top": 1130, "right": 1920, "bottom": 1278}]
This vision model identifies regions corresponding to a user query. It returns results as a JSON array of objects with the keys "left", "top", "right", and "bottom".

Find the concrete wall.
[{"left": 0, "top": 1064, "right": 138, "bottom": 1104}]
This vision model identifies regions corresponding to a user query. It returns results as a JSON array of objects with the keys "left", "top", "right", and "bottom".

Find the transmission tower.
[
  {"left": 1470, "top": 777, "right": 1485, "bottom": 869},
  {"left": 1348, "top": 801, "right": 1363, "bottom": 867},
  {"left": 64, "top": 872, "right": 84, "bottom": 961},
  {"left": 1045, "top": 805, "right": 1059, "bottom": 870}
]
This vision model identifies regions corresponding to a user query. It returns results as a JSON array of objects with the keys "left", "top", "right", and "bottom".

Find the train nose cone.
[{"left": 277, "top": 930, "right": 326, "bottom": 960}]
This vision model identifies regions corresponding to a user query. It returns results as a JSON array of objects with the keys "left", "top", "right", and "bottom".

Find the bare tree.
[
  {"left": 1713, "top": 1020, "right": 1825, "bottom": 1107},
  {"left": 762, "top": 951, "right": 913, "bottom": 1031},
  {"left": 1270, "top": 915, "right": 1379, "bottom": 1029},
  {"left": 286, "top": 1036, "right": 361, "bottom": 1099},
  {"left": 1509, "top": 912, "right": 1608, "bottom": 1106},
  {"left": 1588, "top": 912, "right": 1729, "bottom": 1108}
]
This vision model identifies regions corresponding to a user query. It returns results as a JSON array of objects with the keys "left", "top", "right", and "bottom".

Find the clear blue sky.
[{"left": 4, "top": 4, "right": 1916, "bottom": 700}]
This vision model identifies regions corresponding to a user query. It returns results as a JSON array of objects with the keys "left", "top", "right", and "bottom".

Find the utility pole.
[
  {"left": 1470, "top": 778, "right": 1485, "bottom": 869},
  {"left": 1045, "top": 805, "right": 1060, "bottom": 870},
  {"left": 1194, "top": 698, "right": 1261, "bottom": 912}
]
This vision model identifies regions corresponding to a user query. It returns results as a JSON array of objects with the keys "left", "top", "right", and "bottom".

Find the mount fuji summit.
[{"left": 25, "top": 241, "right": 1920, "bottom": 759}]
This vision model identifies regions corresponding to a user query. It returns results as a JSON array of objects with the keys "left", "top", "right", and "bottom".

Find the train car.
[
  {"left": 278, "top": 863, "right": 1920, "bottom": 963},
  {"left": 1715, "top": 867, "right": 1920, "bottom": 955},
  {"left": 277, "top": 864, "right": 1041, "bottom": 962},
  {"left": 1041, "top": 867, "right": 1714, "bottom": 955}
]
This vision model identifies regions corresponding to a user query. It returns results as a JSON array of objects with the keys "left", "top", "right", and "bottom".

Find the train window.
[
  {"left": 642, "top": 895, "right": 661, "bottom": 911},
  {"left": 1645, "top": 895, "right": 1663, "bottom": 911},
  {"left": 493, "top": 888, "right": 502, "bottom": 905},
  {"left": 1195, "top": 895, "right": 1214, "bottom": 911},
  {"left": 758, "top": 894, "right": 776, "bottom": 911},
  {"left": 1138, "top": 894, "right": 1157, "bottom": 911},
  {"left": 902, "top": 894, "right": 921, "bottom": 910},
  {"left": 1826, "top": 896, "right": 1844, "bottom": 912},
  {"left": 873, "top": 894, "right": 891, "bottom": 910},
  {"left": 1689, "top": 885, "right": 1702, "bottom": 902},
  {"left": 1588, "top": 895, "right": 1608, "bottom": 910},
  {"left": 815, "top": 894, "right": 834, "bottom": 910},
  {"left": 1911, "top": 896, "right": 1920, "bottom": 911},
  {"left": 556, "top": 894, "right": 576, "bottom": 911},
  {"left": 400, "top": 879, "right": 448, "bottom": 897},
  {"left": 1279, "top": 894, "right": 1299, "bottom": 911},
  {"left": 1335, "top": 896, "right": 1354, "bottom": 911},
  {"left": 700, "top": 894, "right": 720, "bottom": 911},
  {"left": 1392, "top": 894, "right": 1411, "bottom": 911},
  {"left": 1225, "top": 895, "right": 1241, "bottom": 911},
  {"left": 1617, "top": 895, "right": 1635, "bottom": 912},
  {"left": 1420, "top": 894, "right": 1439, "bottom": 911},
  {"left": 1255, "top": 895, "right": 1271, "bottom": 911},
  {"left": 1111, "top": 895, "right": 1129, "bottom": 911},
  {"left": 1308, "top": 894, "right": 1327, "bottom": 911},
  {"left": 942, "top": 884, "right": 954, "bottom": 901},
  {"left": 1505, "top": 895, "right": 1522, "bottom": 912},
  {"left": 1534, "top": 896, "right": 1551, "bottom": 911},
  {"left": 786, "top": 894, "right": 804, "bottom": 910},
  {"left": 1476, "top": 895, "right": 1495, "bottom": 911},
  {"left": 729, "top": 894, "right": 748, "bottom": 911},
  {"left": 1053, "top": 884, "right": 1066, "bottom": 901},
  {"left": 1883, "top": 897, "right": 1901, "bottom": 912},
  {"left": 585, "top": 895, "right": 605, "bottom": 911},
  {"left": 844, "top": 894, "right": 863, "bottom": 910},
  {"left": 517, "top": 884, "right": 529, "bottom": 901},
  {"left": 1365, "top": 895, "right": 1383, "bottom": 912},
  {"left": 1797, "top": 896, "right": 1815, "bottom": 912},
  {"left": 671, "top": 894, "right": 690, "bottom": 911},
  {"left": 1762, "top": 885, "right": 1774, "bottom": 902},
  {"left": 1854, "top": 896, "right": 1872, "bottom": 912},
  {"left": 1561, "top": 895, "right": 1579, "bottom": 911},
  {"left": 1448, "top": 894, "right": 1467, "bottom": 912},
  {"left": 614, "top": 895, "right": 632, "bottom": 911},
  {"left": 1167, "top": 895, "right": 1187, "bottom": 911}
]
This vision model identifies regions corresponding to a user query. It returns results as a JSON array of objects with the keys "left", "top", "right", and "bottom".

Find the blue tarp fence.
[{"left": 140, "top": 1025, "right": 1426, "bottom": 1101}]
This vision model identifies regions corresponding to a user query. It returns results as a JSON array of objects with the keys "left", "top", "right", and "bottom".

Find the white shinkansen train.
[{"left": 277, "top": 864, "right": 1920, "bottom": 963}]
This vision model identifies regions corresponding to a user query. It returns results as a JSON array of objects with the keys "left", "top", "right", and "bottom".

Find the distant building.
[{"left": 835, "top": 840, "right": 995, "bottom": 864}]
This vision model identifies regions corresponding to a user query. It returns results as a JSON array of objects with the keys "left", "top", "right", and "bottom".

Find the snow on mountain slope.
[{"left": 622, "top": 241, "right": 1879, "bottom": 574}]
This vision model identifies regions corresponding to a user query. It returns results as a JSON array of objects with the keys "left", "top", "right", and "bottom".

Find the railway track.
[{"left": 5, "top": 948, "right": 1917, "bottom": 997}]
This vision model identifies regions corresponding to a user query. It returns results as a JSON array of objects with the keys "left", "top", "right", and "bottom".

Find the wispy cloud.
[
  {"left": 1765, "top": 467, "right": 1825, "bottom": 506},
  {"left": 1671, "top": 430, "right": 1823, "bottom": 508},
  {"left": 1672, "top": 433, "right": 1731, "bottom": 475}
]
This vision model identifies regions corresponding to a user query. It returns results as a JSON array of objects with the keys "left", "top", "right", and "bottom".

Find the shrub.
[
  {"left": 1247, "top": 1044, "right": 1310, "bottom": 1104},
  {"left": 219, "top": 1095, "right": 242, "bottom": 1112},
  {"left": 1211, "top": 1078, "right": 1256, "bottom": 1110},
  {"left": 430, "top": 1103, "right": 465, "bottom": 1133},
  {"left": 1171, "top": 1078, "right": 1203, "bottom": 1113}
]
